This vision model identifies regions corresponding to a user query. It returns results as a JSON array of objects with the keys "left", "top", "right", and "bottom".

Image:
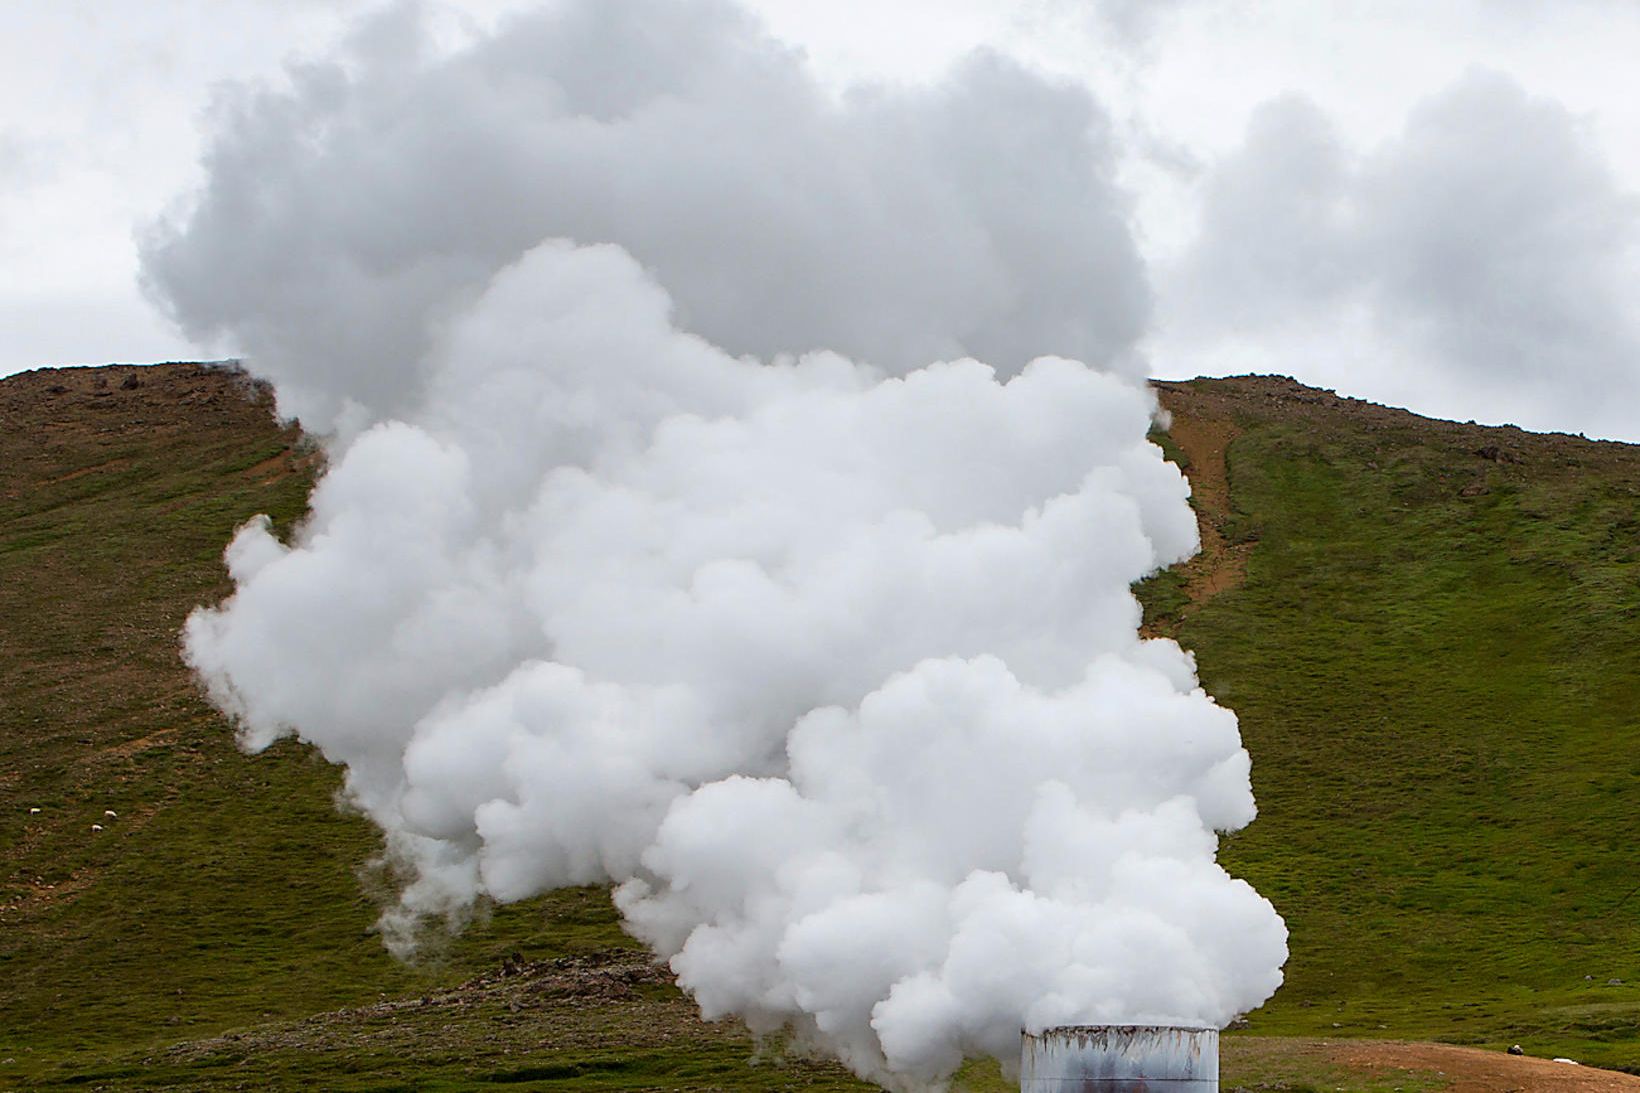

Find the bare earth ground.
[
  {"left": 1335, "top": 1040, "right": 1640, "bottom": 1092},
  {"left": 1151, "top": 383, "right": 1253, "bottom": 618}
]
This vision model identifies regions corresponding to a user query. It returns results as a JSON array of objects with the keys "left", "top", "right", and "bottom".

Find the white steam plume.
[
  {"left": 150, "top": 1, "right": 1285, "bottom": 1086},
  {"left": 142, "top": 0, "right": 1149, "bottom": 438}
]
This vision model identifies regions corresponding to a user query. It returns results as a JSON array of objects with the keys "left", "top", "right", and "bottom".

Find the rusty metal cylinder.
[{"left": 1020, "top": 1025, "right": 1218, "bottom": 1091}]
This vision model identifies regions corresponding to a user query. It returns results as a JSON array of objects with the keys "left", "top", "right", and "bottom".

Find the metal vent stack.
[{"left": 1020, "top": 1025, "right": 1218, "bottom": 1091}]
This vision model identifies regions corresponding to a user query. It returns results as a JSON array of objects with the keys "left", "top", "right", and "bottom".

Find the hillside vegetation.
[
  {"left": 3, "top": 363, "right": 1638, "bottom": 1091},
  {"left": 1150, "top": 377, "right": 1640, "bottom": 1065}
]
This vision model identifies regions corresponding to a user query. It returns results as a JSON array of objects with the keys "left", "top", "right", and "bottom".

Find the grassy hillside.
[
  {"left": 0, "top": 364, "right": 863, "bottom": 1092},
  {"left": 3, "top": 363, "right": 1638, "bottom": 1090},
  {"left": 1150, "top": 377, "right": 1640, "bottom": 1069}
]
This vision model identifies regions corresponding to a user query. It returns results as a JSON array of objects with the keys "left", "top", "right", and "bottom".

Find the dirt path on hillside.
[
  {"left": 1335, "top": 1040, "right": 1640, "bottom": 1092},
  {"left": 1143, "top": 387, "right": 1254, "bottom": 634}
]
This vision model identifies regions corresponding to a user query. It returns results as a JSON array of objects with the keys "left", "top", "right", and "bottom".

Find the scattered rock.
[
  {"left": 1460, "top": 482, "right": 1490, "bottom": 497},
  {"left": 1609, "top": 978, "right": 1624, "bottom": 986},
  {"left": 1554, "top": 1057, "right": 1581, "bottom": 1066},
  {"left": 120, "top": 374, "right": 142, "bottom": 390},
  {"left": 526, "top": 952, "right": 670, "bottom": 1003}
]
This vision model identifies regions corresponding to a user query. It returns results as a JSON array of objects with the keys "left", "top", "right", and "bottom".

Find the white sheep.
[
  {"left": 28, "top": 807, "right": 41, "bottom": 814},
  {"left": 104, "top": 810, "right": 117, "bottom": 819},
  {"left": 91, "top": 824, "right": 103, "bottom": 833}
]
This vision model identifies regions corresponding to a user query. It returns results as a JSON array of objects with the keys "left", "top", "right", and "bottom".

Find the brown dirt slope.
[
  {"left": 1338, "top": 1040, "right": 1640, "bottom": 1092},
  {"left": 1145, "top": 383, "right": 1252, "bottom": 630}
]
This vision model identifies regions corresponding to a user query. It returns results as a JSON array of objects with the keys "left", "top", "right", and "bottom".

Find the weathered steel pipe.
[{"left": 1020, "top": 1025, "right": 1218, "bottom": 1091}]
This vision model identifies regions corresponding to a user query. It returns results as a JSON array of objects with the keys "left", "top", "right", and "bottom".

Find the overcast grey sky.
[{"left": 5, "top": 0, "right": 1640, "bottom": 438}]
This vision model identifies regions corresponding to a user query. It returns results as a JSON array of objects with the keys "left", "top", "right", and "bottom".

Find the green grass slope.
[
  {"left": 1149, "top": 377, "right": 1640, "bottom": 1070},
  {"left": 0, "top": 364, "right": 866, "bottom": 1091},
  {"left": 4, "top": 363, "right": 1638, "bottom": 1089}
]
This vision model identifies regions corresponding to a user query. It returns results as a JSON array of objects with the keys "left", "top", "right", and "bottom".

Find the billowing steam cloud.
[
  {"left": 148, "top": 0, "right": 1285, "bottom": 1085},
  {"left": 143, "top": 0, "right": 1149, "bottom": 435}
]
